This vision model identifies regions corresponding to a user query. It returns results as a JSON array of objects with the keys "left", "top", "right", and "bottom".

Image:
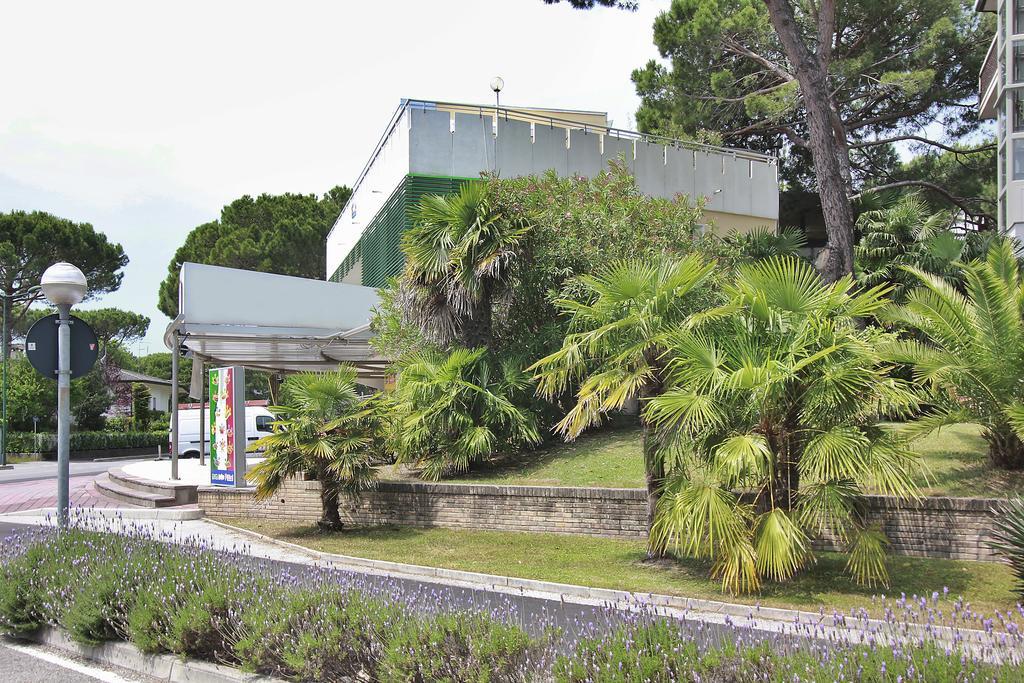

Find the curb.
[
  {"left": 0, "top": 506, "right": 205, "bottom": 521},
  {"left": 204, "top": 518, "right": 821, "bottom": 624},
  {"left": 19, "top": 627, "right": 286, "bottom": 683},
  {"left": 207, "top": 519, "right": 1019, "bottom": 660}
]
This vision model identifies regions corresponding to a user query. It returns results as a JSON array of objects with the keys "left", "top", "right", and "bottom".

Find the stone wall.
[{"left": 198, "top": 480, "right": 1005, "bottom": 561}]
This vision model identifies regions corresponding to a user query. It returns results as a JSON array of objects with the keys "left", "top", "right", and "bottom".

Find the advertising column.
[{"left": 209, "top": 365, "right": 247, "bottom": 487}]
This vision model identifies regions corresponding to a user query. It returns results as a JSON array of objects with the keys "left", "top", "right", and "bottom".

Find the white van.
[{"left": 169, "top": 406, "right": 276, "bottom": 458}]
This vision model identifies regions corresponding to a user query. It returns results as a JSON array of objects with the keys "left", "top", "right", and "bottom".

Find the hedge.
[{"left": 6, "top": 431, "right": 166, "bottom": 454}]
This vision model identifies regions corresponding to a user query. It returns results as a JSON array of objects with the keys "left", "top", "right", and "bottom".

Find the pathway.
[{"left": 0, "top": 473, "right": 136, "bottom": 514}]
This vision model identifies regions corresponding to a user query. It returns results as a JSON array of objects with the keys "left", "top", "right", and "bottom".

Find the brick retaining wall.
[{"left": 198, "top": 479, "right": 1005, "bottom": 561}]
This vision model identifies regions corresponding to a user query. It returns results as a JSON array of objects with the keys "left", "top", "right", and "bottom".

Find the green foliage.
[
  {"left": 723, "top": 225, "right": 807, "bottom": 261},
  {"left": 990, "top": 497, "right": 1024, "bottom": 597},
  {"left": 6, "top": 355, "right": 53, "bottom": 431},
  {"left": 393, "top": 347, "right": 541, "bottom": 481},
  {"left": 379, "top": 612, "right": 536, "bottom": 682},
  {"left": 130, "top": 383, "right": 152, "bottom": 429},
  {"left": 248, "top": 367, "right": 379, "bottom": 530},
  {"left": 891, "top": 140, "right": 997, "bottom": 222},
  {"left": 555, "top": 619, "right": 1009, "bottom": 682},
  {"left": 0, "top": 210, "right": 128, "bottom": 310},
  {"left": 531, "top": 254, "right": 720, "bottom": 555},
  {"left": 399, "top": 180, "right": 531, "bottom": 348},
  {"left": 488, "top": 164, "right": 716, "bottom": 361},
  {"left": 157, "top": 186, "right": 350, "bottom": 317},
  {"left": 855, "top": 192, "right": 1000, "bottom": 303},
  {"left": 5, "top": 431, "right": 165, "bottom": 454},
  {"left": 0, "top": 529, "right": 539, "bottom": 681},
  {"left": 70, "top": 368, "right": 111, "bottom": 430},
  {"left": 882, "top": 240, "right": 1024, "bottom": 469},
  {"left": 632, "top": 0, "right": 992, "bottom": 206},
  {"left": 646, "top": 256, "right": 921, "bottom": 593}
]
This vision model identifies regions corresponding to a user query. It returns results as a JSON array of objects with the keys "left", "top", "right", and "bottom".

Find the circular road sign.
[{"left": 25, "top": 314, "right": 99, "bottom": 380}]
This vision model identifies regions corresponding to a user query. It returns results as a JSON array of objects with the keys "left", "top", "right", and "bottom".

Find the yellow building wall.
[{"left": 703, "top": 210, "right": 777, "bottom": 236}]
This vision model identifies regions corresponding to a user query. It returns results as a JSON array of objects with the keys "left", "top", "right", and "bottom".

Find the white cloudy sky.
[{"left": 0, "top": 0, "right": 668, "bottom": 352}]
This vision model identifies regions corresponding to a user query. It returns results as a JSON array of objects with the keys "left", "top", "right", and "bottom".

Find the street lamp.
[
  {"left": 0, "top": 284, "right": 40, "bottom": 470},
  {"left": 41, "top": 262, "right": 87, "bottom": 527},
  {"left": 490, "top": 76, "right": 504, "bottom": 110}
]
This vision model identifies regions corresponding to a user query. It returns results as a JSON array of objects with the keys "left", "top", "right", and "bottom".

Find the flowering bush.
[{"left": 1, "top": 524, "right": 1022, "bottom": 681}]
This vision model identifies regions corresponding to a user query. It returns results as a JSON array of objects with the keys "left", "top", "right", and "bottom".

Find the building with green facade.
[{"left": 327, "top": 99, "right": 780, "bottom": 288}]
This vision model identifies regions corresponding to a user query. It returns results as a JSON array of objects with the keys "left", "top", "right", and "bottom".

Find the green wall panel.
[{"left": 329, "top": 174, "right": 472, "bottom": 288}]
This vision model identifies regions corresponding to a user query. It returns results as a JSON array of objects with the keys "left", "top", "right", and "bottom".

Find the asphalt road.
[
  {"left": 0, "top": 640, "right": 152, "bottom": 682},
  {"left": 0, "top": 458, "right": 153, "bottom": 485}
]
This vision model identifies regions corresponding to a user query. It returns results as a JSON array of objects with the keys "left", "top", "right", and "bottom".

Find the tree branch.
[
  {"left": 849, "top": 135, "right": 995, "bottom": 154},
  {"left": 851, "top": 181, "right": 992, "bottom": 217}
]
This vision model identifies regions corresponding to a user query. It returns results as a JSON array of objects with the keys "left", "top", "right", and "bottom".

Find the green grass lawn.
[
  {"left": 382, "top": 423, "right": 1024, "bottom": 498},
  {"left": 220, "top": 518, "right": 1021, "bottom": 617}
]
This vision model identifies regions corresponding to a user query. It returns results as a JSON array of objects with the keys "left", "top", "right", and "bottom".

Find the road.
[
  {"left": 0, "top": 639, "right": 153, "bottom": 682},
  {"left": 0, "top": 457, "right": 152, "bottom": 485}
]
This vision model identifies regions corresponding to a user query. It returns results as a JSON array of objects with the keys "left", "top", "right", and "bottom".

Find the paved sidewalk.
[{"left": 0, "top": 475, "right": 132, "bottom": 514}]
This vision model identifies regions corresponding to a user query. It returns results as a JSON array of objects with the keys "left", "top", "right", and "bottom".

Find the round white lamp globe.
[
  {"left": 490, "top": 76, "right": 504, "bottom": 93},
  {"left": 41, "top": 262, "right": 88, "bottom": 307}
]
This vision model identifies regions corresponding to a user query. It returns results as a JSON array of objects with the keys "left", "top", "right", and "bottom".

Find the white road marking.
[{"left": 0, "top": 641, "right": 141, "bottom": 683}]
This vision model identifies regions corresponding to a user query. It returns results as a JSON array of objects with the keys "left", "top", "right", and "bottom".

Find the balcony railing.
[{"left": 980, "top": 36, "right": 999, "bottom": 118}]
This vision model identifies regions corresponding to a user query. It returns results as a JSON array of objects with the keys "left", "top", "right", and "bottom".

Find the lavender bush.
[{"left": 1, "top": 523, "right": 1022, "bottom": 682}]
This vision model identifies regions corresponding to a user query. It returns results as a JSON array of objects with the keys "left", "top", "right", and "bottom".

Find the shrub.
[
  {"left": 555, "top": 620, "right": 1012, "bottom": 682},
  {"left": 883, "top": 240, "right": 1024, "bottom": 469},
  {"left": 991, "top": 497, "right": 1024, "bottom": 598},
  {"left": 5, "top": 431, "right": 166, "bottom": 454},
  {"left": 379, "top": 612, "right": 535, "bottom": 683}
]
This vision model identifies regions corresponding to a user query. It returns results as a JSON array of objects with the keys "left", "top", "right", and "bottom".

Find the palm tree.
[
  {"left": 646, "top": 256, "right": 921, "bottom": 593},
  {"left": 248, "top": 367, "right": 378, "bottom": 531},
  {"left": 882, "top": 240, "right": 1024, "bottom": 470},
  {"left": 855, "top": 192, "right": 999, "bottom": 304},
  {"left": 400, "top": 182, "right": 532, "bottom": 348},
  {"left": 530, "top": 255, "right": 718, "bottom": 557},
  {"left": 393, "top": 347, "right": 540, "bottom": 480},
  {"left": 724, "top": 225, "right": 807, "bottom": 260}
]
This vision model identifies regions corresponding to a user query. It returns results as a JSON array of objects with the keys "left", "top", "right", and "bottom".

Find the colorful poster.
[{"left": 210, "top": 366, "right": 236, "bottom": 486}]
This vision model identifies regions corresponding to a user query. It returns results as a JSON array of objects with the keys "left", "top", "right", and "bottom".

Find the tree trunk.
[
  {"left": 763, "top": 0, "right": 855, "bottom": 283},
  {"left": 1, "top": 296, "right": 7, "bottom": 362},
  {"left": 317, "top": 470, "right": 344, "bottom": 531},
  {"left": 984, "top": 426, "right": 1024, "bottom": 470},
  {"left": 642, "top": 419, "right": 667, "bottom": 559},
  {"left": 268, "top": 373, "right": 281, "bottom": 405},
  {"left": 460, "top": 294, "right": 493, "bottom": 349}
]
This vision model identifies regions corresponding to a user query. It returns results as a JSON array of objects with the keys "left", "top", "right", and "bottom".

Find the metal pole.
[
  {"left": 56, "top": 304, "right": 71, "bottom": 527},
  {"left": 170, "top": 330, "right": 179, "bottom": 481},
  {"left": 198, "top": 360, "right": 205, "bottom": 467}
]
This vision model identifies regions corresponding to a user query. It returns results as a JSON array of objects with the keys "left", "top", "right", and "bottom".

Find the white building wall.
[
  {"left": 326, "top": 109, "right": 411, "bottom": 275},
  {"left": 326, "top": 102, "right": 780, "bottom": 278}
]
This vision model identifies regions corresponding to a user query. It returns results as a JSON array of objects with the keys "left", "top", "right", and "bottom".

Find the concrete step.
[
  {"left": 94, "top": 474, "right": 178, "bottom": 508},
  {"left": 107, "top": 467, "right": 198, "bottom": 505}
]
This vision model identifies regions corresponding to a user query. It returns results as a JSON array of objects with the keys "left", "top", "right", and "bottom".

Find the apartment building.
[
  {"left": 326, "top": 98, "right": 780, "bottom": 288},
  {"left": 978, "top": 0, "right": 1024, "bottom": 236}
]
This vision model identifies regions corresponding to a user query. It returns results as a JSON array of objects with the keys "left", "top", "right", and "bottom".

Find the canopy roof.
[{"left": 164, "top": 263, "right": 386, "bottom": 383}]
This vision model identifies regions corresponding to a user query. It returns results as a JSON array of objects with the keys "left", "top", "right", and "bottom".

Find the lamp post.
[
  {"left": 40, "top": 262, "right": 87, "bottom": 528},
  {"left": 490, "top": 76, "right": 504, "bottom": 110}
]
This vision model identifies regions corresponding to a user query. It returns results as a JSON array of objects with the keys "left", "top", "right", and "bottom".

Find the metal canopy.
[{"left": 164, "top": 263, "right": 387, "bottom": 385}]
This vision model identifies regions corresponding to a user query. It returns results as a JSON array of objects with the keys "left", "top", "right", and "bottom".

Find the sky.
[{"left": 0, "top": 0, "right": 669, "bottom": 354}]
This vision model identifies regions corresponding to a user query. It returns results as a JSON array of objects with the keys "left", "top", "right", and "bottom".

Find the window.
[
  {"left": 1013, "top": 138, "right": 1024, "bottom": 179},
  {"left": 1014, "top": 91, "right": 1024, "bottom": 132},
  {"left": 1015, "top": 0, "right": 1024, "bottom": 34},
  {"left": 1014, "top": 41, "right": 1024, "bottom": 83},
  {"left": 255, "top": 415, "right": 274, "bottom": 433}
]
